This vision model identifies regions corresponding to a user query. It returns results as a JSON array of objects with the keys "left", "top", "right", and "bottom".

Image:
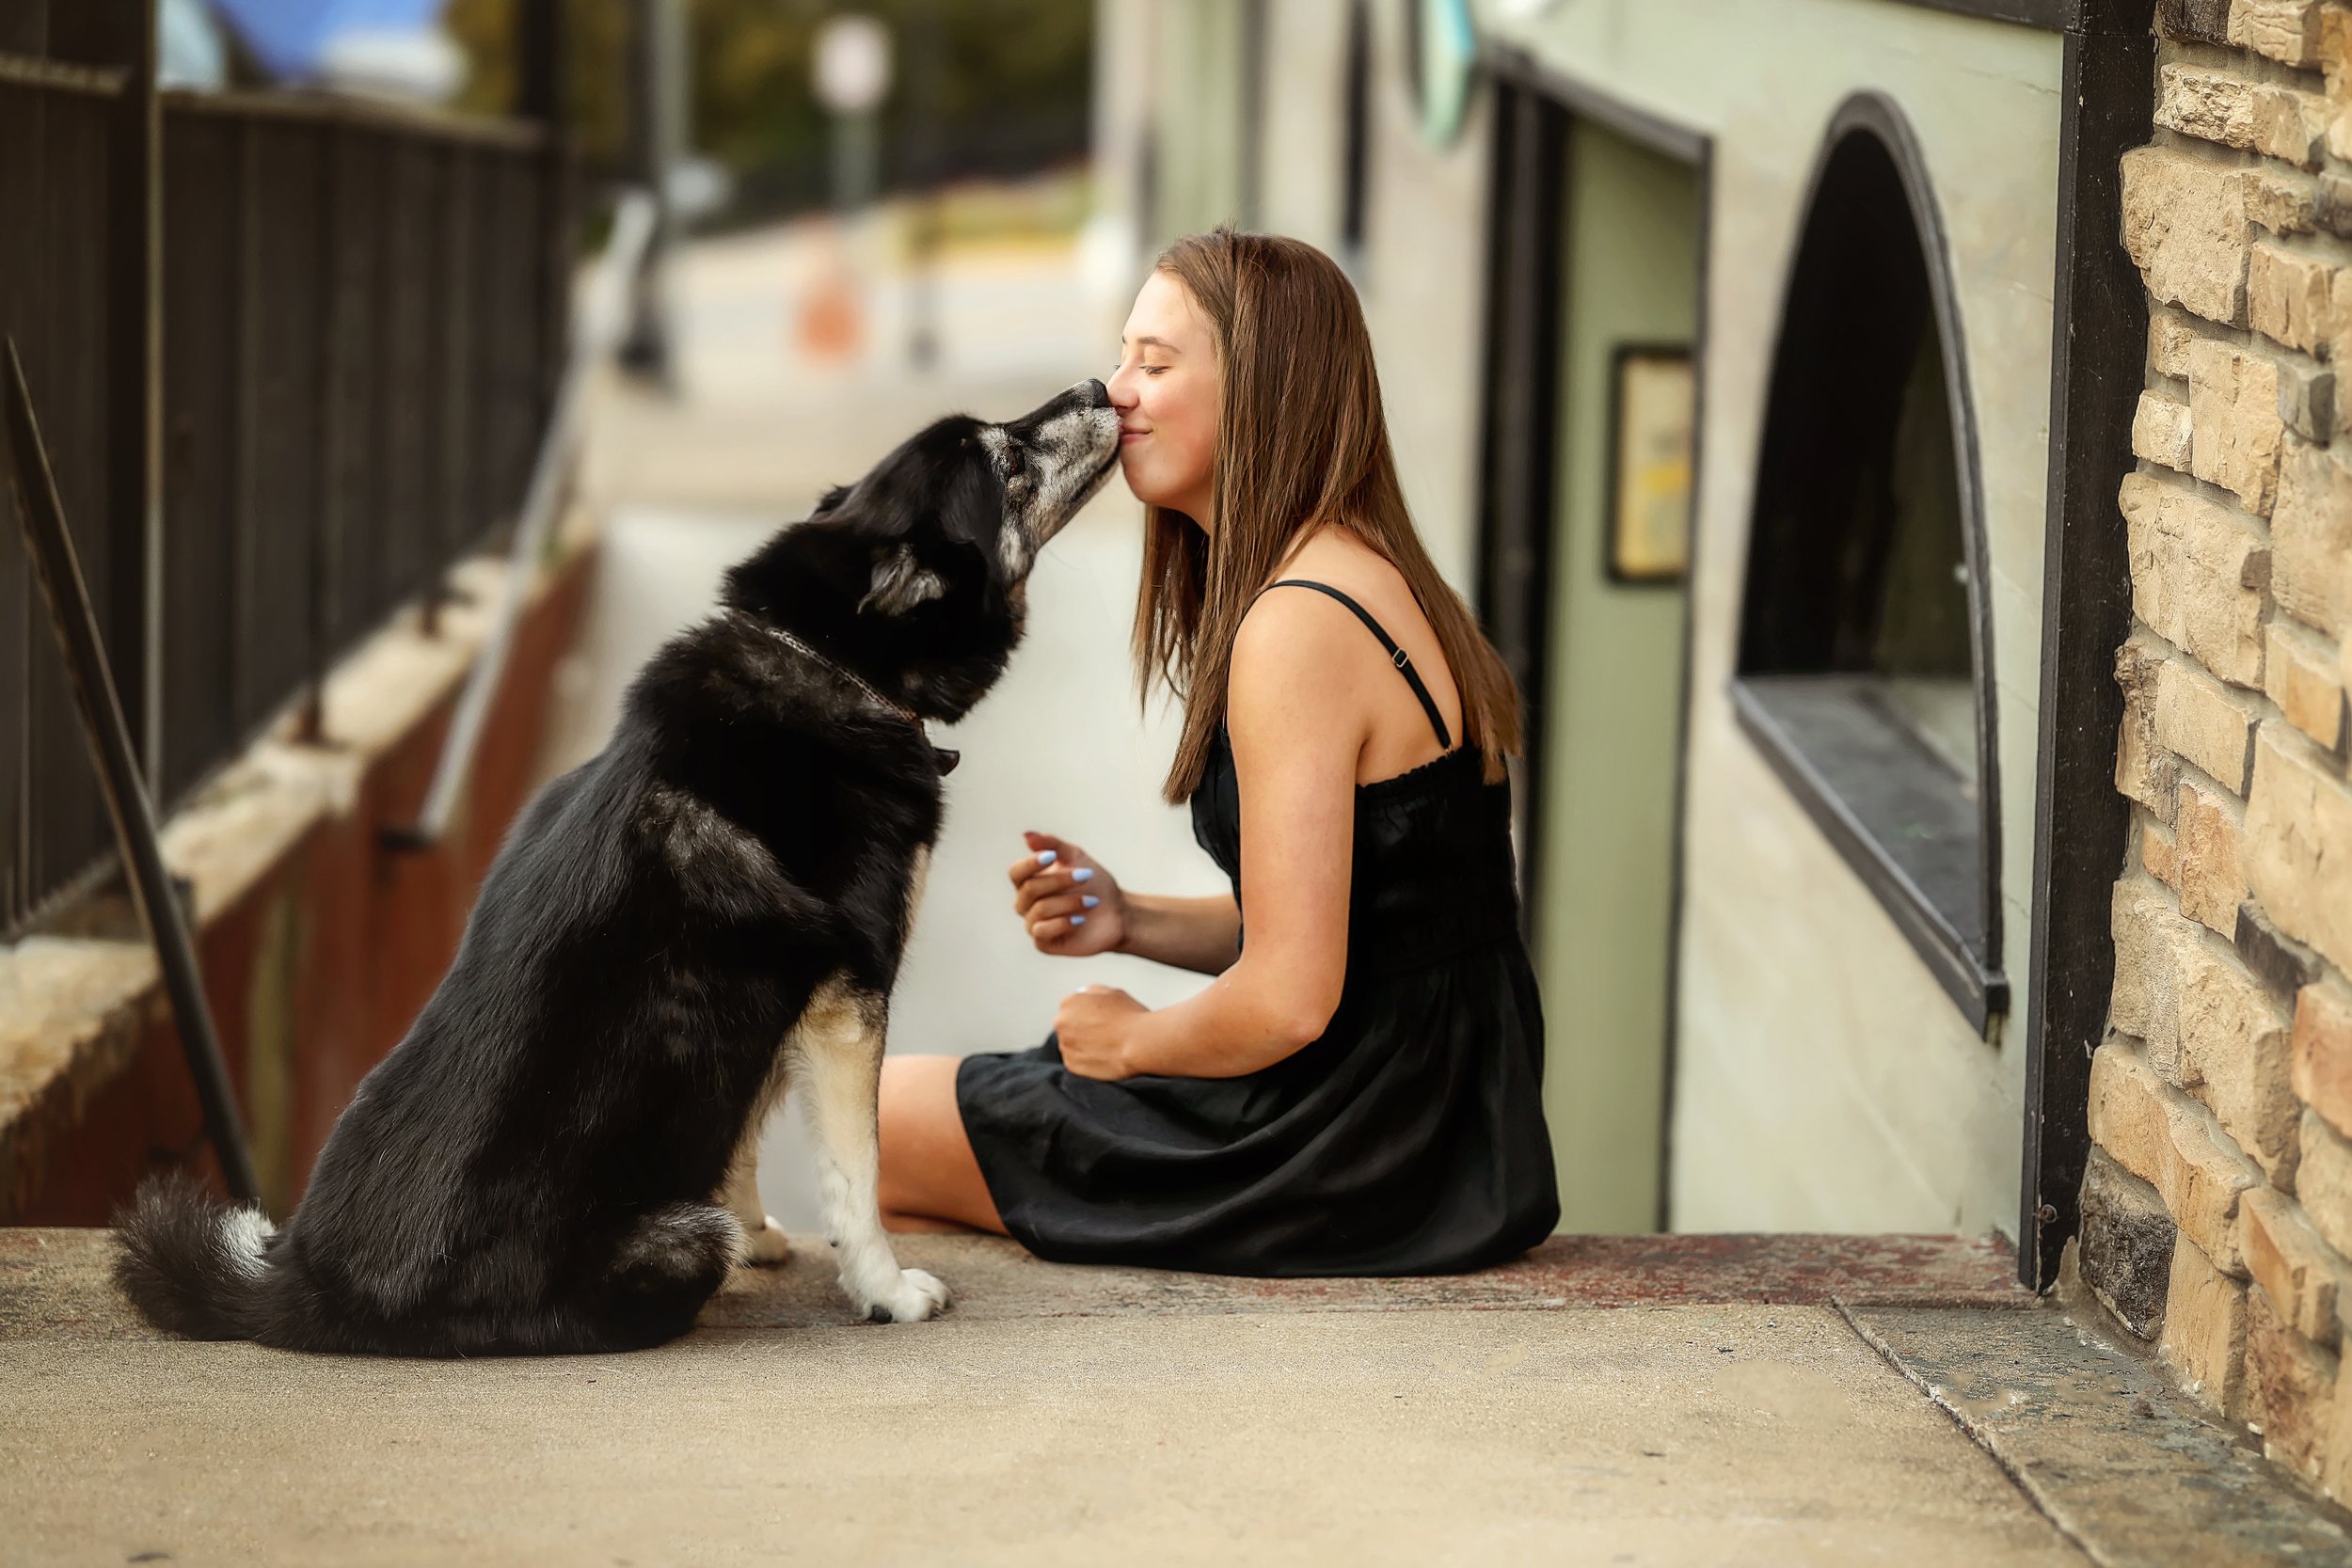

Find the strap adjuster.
[{"left": 1391, "top": 647, "right": 1410, "bottom": 669}]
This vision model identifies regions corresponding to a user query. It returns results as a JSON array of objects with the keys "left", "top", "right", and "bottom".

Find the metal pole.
[
  {"left": 516, "top": 0, "right": 573, "bottom": 441},
  {"left": 53, "top": 0, "right": 164, "bottom": 787},
  {"left": 515, "top": 0, "right": 562, "bottom": 123},
  {"left": 2, "top": 338, "right": 262, "bottom": 1208},
  {"left": 905, "top": 0, "right": 943, "bottom": 369},
  {"left": 616, "top": 0, "right": 675, "bottom": 384},
  {"left": 297, "top": 121, "right": 347, "bottom": 746}
]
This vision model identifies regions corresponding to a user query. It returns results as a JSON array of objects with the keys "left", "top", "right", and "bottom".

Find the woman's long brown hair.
[{"left": 1134, "top": 226, "right": 1521, "bottom": 802}]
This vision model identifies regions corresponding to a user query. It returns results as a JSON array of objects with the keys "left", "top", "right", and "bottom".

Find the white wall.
[
  {"left": 1353, "top": 5, "right": 1495, "bottom": 590},
  {"left": 1478, "top": 0, "right": 2064, "bottom": 1235}
]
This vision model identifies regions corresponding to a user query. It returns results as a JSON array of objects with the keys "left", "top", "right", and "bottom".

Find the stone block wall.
[{"left": 2085, "top": 0, "right": 2352, "bottom": 1500}]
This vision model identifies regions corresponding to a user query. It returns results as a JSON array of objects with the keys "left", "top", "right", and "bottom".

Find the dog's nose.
[{"left": 1073, "top": 377, "right": 1112, "bottom": 409}]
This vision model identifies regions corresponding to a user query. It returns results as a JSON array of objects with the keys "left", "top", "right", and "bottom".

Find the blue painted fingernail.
[
  {"left": 1071, "top": 914, "right": 1088, "bottom": 926},
  {"left": 1038, "top": 850, "right": 1057, "bottom": 866},
  {"left": 1082, "top": 895, "right": 1100, "bottom": 909},
  {"left": 1072, "top": 867, "right": 1094, "bottom": 882}
]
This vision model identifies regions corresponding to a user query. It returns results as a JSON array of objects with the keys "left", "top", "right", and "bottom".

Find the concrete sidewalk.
[{"left": 7, "top": 1228, "right": 2346, "bottom": 1567}]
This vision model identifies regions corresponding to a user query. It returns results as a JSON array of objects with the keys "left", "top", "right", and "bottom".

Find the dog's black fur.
[{"left": 115, "top": 379, "right": 1120, "bottom": 1355}]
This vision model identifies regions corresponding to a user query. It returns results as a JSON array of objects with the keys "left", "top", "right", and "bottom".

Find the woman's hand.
[
  {"left": 1009, "top": 831, "right": 1126, "bottom": 957},
  {"left": 1054, "top": 984, "right": 1148, "bottom": 1080}
]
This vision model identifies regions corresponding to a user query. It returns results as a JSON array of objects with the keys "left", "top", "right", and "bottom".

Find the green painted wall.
[{"left": 1533, "top": 121, "right": 1702, "bottom": 1234}]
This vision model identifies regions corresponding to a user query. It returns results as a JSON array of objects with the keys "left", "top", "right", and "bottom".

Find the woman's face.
[{"left": 1107, "top": 270, "right": 1219, "bottom": 527}]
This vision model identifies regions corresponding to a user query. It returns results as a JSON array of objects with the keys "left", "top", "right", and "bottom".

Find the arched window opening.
[{"left": 1731, "top": 99, "right": 2003, "bottom": 1027}]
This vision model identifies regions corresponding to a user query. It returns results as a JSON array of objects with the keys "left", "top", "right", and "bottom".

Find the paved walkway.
[{"left": 7, "top": 1227, "right": 2344, "bottom": 1565}]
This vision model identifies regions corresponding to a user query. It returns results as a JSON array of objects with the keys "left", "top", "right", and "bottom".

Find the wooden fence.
[{"left": 0, "top": 8, "right": 568, "bottom": 939}]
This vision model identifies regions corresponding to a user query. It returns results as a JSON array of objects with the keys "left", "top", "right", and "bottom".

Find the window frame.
[{"left": 1727, "top": 91, "right": 2007, "bottom": 1032}]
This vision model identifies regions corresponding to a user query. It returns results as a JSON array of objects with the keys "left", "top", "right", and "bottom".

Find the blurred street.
[{"left": 544, "top": 199, "right": 1231, "bottom": 1229}]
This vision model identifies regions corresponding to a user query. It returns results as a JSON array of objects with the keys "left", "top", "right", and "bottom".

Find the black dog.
[{"left": 115, "top": 379, "right": 1121, "bottom": 1354}]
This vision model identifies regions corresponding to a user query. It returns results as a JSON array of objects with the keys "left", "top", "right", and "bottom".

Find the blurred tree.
[
  {"left": 443, "top": 0, "right": 631, "bottom": 166},
  {"left": 438, "top": 0, "right": 1090, "bottom": 223}
]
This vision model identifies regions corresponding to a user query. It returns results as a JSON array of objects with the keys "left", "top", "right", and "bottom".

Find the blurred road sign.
[{"left": 814, "top": 15, "right": 892, "bottom": 115}]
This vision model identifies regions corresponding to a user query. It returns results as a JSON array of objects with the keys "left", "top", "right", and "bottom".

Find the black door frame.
[
  {"left": 1471, "top": 72, "right": 1565, "bottom": 904},
  {"left": 2018, "top": 0, "right": 2157, "bottom": 1291},
  {"left": 1473, "top": 44, "right": 1713, "bottom": 1231}
]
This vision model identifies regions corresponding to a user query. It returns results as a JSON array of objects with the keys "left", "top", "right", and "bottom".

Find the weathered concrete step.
[
  {"left": 1848, "top": 1304, "right": 2352, "bottom": 1568},
  {"left": 2, "top": 1227, "right": 2024, "bottom": 1341},
  {"left": 705, "top": 1229, "right": 2027, "bottom": 1329}
]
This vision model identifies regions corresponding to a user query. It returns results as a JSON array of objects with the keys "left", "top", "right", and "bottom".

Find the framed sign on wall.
[{"left": 1605, "top": 344, "right": 1696, "bottom": 583}]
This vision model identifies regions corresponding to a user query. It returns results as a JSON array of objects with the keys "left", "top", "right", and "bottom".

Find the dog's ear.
[{"left": 859, "top": 544, "right": 947, "bottom": 616}]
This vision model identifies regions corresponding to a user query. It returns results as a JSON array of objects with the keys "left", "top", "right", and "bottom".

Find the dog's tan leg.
[
  {"left": 720, "top": 1117, "right": 791, "bottom": 1266},
  {"left": 793, "top": 975, "right": 949, "bottom": 1323}
]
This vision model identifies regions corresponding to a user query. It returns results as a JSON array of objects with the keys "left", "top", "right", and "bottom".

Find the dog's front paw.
[
  {"left": 861, "top": 1267, "right": 950, "bottom": 1323},
  {"left": 739, "top": 1215, "right": 791, "bottom": 1266}
]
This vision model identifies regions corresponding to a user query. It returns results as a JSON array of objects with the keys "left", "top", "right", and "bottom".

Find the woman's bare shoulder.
[
  {"left": 1231, "top": 566, "right": 1363, "bottom": 674},
  {"left": 1232, "top": 531, "right": 1406, "bottom": 699},
  {"left": 1262, "top": 526, "right": 1426, "bottom": 632}
]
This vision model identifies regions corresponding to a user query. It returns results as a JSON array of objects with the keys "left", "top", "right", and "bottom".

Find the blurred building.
[{"left": 1097, "top": 0, "right": 2352, "bottom": 1495}]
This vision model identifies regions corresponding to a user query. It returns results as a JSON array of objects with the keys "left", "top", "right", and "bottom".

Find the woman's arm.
[
  {"left": 1057, "top": 594, "right": 1361, "bottom": 1081},
  {"left": 1009, "top": 834, "right": 1238, "bottom": 974},
  {"left": 1117, "top": 892, "right": 1241, "bottom": 974}
]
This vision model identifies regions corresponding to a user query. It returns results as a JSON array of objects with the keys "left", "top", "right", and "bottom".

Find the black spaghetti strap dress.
[{"left": 954, "top": 579, "right": 1560, "bottom": 1276}]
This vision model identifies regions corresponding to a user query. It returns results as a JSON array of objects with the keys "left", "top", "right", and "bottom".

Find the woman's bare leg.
[{"left": 877, "top": 1054, "right": 1008, "bottom": 1235}]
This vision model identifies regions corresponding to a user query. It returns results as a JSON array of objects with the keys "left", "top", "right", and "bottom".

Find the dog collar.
[{"left": 752, "top": 621, "right": 960, "bottom": 775}]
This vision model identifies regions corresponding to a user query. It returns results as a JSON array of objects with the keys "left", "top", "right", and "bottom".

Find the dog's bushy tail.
[{"left": 112, "top": 1171, "right": 276, "bottom": 1340}]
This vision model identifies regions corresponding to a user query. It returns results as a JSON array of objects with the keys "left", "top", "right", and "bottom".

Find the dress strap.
[{"left": 1261, "top": 578, "right": 1454, "bottom": 749}]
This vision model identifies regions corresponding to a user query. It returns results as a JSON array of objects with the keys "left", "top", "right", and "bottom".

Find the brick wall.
[{"left": 2082, "top": 0, "right": 2352, "bottom": 1499}]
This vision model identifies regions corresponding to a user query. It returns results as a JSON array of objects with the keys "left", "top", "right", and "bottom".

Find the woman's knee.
[{"left": 877, "top": 1054, "right": 1003, "bottom": 1233}]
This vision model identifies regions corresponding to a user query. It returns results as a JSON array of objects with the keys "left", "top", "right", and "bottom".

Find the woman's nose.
[{"left": 1105, "top": 366, "right": 1138, "bottom": 409}]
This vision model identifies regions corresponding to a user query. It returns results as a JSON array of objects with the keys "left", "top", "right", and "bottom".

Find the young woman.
[{"left": 875, "top": 227, "right": 1558, "bottom": 1275}]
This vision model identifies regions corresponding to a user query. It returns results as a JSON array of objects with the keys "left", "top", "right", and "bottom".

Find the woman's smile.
[{"left": 1105, "top": 270, "right": 1219, "bottom": 524}]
